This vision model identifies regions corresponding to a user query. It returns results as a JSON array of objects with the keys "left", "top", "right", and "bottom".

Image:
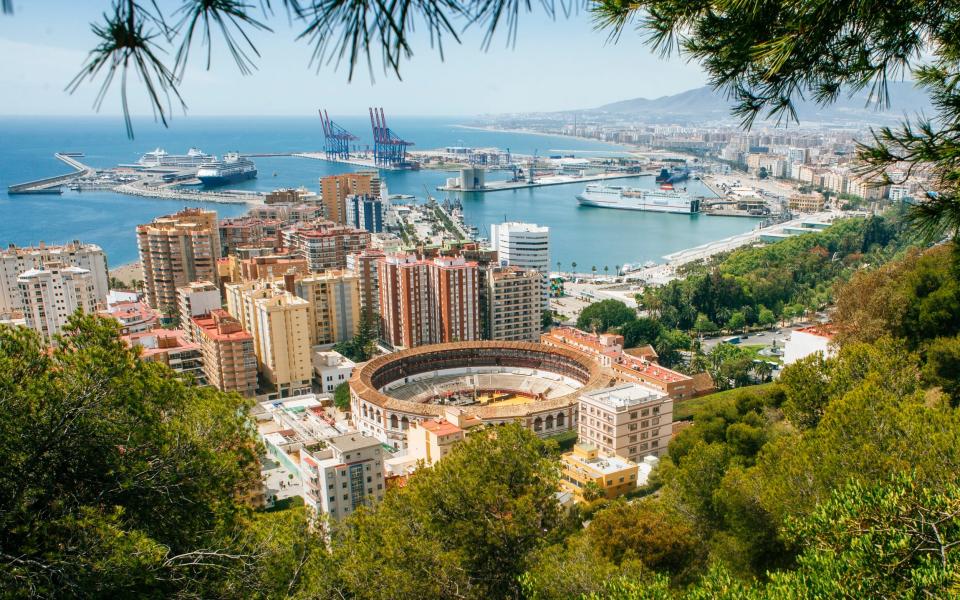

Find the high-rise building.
[
  {"left": 0, "top": 241, "right": 108, "bottom": 315},
  {"left": 252, "top": 290, "right": 312, "bottom": 397},
  {"left": 490, "top": 222, "right": 550, "bottom": 308},
  {"left": 283, "top": 220, "right": 371, "bottom": 272},
  {"left": 378, "top": 254, "right": 479, "bottom": 349},
  {"left": 17, "top": 263, "right": 98, "bottom": 343},
  {"left": 320, "top": 171, "right": 380, "bottom": 225},
  {"left": 192, "top": 309, "right": 258, "bottom": 397},
  {"left": 349, "top": 194, "right": 385, "bottom": 233},
  {"left": 284, "top": 270, "right": 361, "bottom": 346},
  {"left": 347, "top": 248, "right": 384, "bottom": 316},
  {"left": 299, "top": 432, "right": 386, "bottom": 519},
  {"left": 176, "top": 280, "right": 221, "bottom": 338},
  {"left": 487, "top": 266, "right": 542, "bottom": 342},
  {"left": 578, "top": 383, "right": 674, "bottom": 462},
  {"left": 137, "top": 209, "right": 220, "bottom": 310}
]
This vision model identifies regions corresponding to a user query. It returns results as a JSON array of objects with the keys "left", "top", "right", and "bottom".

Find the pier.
[
  {"left": 8, "top": 153, "right": 95, "bottom": 195},
  {"left": 114, "top": 182, "right": 265, "bottom": 204},
  {"left": 436, "top": 171, "right": 645, "bottom": 193}
]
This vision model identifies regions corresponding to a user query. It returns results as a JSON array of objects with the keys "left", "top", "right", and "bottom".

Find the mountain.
[{"left": 580, "top": 82, "right": 932, "bottom": 124}]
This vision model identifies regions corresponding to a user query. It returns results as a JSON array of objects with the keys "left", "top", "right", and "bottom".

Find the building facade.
[
  {"left": 176, "top": 280, "right": 221, "bottom": 338},
  {"left": 17, "top": 263, "right": 98, "bottom": 343},
  {"left": 0, "top": 241, "right": 108, "bottom": 315},
  {"left": 286, "top": 270, "right": 361, "bottom": 346},
  {"left": 578, "top": 383, "right": 674, "bottom": 462},
  {"left": 299, "top": 433, "right": 386, "bottom": 520},
  {"left": 123, "top": 328, "right": 205, "bottom": 382},
  {"left": 137, "top": 209, "right": 220, "bottom": 310},
  {"left": 560, "top": 443, "right": 639, "bottom": 502},
  {"left": 283, "top": 220, "right": 372, "bottom": 272},
  {"left": 253, "top": 291, "right": 312, "bottom": 397},
  {"left": 487, "top": 266, "right": 542, "bottom": 342},
  {"left": 320, "top": 172, "right": 379, "bottom": 225},
  {"left": 490, "top": 222, "right": 550, "bottom": 308},
  {"left": 192, "top": 309, "right": 258, "bottom": 397}
]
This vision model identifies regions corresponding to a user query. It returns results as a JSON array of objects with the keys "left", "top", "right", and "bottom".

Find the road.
[{"left": 698, "top": 324, "right": 807, "bottom": 352}]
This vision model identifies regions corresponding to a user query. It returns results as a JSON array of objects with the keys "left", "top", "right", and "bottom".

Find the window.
[
  {"left": 641, "top": 420, "right": 649, "bottom": 428},
  {"left": 641, "top": 409, "right": 649, "bottom": 417},
  {"left": 342, "top": 482, "right": 347, "bottom": 489},
  {"left": 629, "top": 435, "right": 637, "bottom": 442},
  {"left": 629, "top": 411, "right": 637, "bottom": 419},
  {"left": 343, "top": 494, "right": 348, "bottom": 500},
  {"left": 653, "top": 407, "right": 660, "bottom": 415}
]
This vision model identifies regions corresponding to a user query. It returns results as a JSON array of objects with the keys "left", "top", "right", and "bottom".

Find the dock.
[
  {"left": 8, "top": 153, "right": 95, "bottom": 195},
  {"left": 296, "top": 152, "right": 413, "bottom": 171},
  {"left": 114, "top": 182, "right": 264, "bottom": 204},
  {"left": 436, "top": 171, "right": 644, "bottom": 193}
]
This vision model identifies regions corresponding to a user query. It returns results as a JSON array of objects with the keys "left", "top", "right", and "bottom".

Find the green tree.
[
  {"left": 757, "top": 306, "right": 776, "bottom": 329},
  {"left": 726, "top": 311, "right": 746, "bottom": 333},
  {"left": 576, "top": 299, "right": 637, "bottom": 332},
  {"left": 333, "top": 382, "right": 351, "bottom": 411},
  {"left": 581, "top": 481, "right": 605, "bottom": 502},
  {"left": 0, "top": 315, "right": 281, "bottom": 596},
  {"left": 332, "top": 423, "right": 561, "bottom": 599}
]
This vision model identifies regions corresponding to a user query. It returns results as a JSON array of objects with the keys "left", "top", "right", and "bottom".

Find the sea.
[{"left": 0, "top": 116, "right": 759, "bottom": 270}]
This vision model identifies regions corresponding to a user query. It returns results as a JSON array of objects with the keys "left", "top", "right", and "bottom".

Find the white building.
[
  {"left": 783, "top": 325, "right": 836, "bottom": 365},
  {"left": 177, "top": 280, "right": 222, "bottom": 339},
  {"left": 17, "top": 263, "right": 98, "bottom": 343},
  {"left": 578, "top": 382, "right": 673, "bottom": 462},
  {"left": 299, "top": 433, "right": 386, "bottom": 519},
  {"left": 0, "top": 241, "right": 108, "bottom": 315},
  {"left": 490, "top": 222, "right": 550, "bottom": 308},
  {"left": 313, "top": 348, "right": 356, "bottom": 393}
]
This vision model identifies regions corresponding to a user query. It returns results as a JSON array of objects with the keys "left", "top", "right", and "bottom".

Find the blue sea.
[{"left": 0, "top": 116, "right": 758, "bottom": 269}]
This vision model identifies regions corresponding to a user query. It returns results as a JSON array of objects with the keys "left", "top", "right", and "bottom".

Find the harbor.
[{"left": 437, "top": 171, "right": 648, "bottom": 193}]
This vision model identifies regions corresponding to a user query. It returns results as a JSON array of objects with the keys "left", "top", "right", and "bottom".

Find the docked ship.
[
  {"left": 655, "top": 166, "right": 690, "bottom": 184},
  {"left": 576, "top": 183, "right": 701, "bottom": 214},
  {"left": 197, "top": 153, "right": 258, "bottom": 186},
  {"left": 136, "top": 147, "right": 211, "bottom": 168}
]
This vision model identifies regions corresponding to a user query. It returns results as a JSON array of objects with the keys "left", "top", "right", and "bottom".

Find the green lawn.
[{"left": 674, "top": 383, "right": 778, "bottom": 421}]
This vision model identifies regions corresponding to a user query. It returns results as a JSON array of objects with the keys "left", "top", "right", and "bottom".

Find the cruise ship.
[
  {"left": 136, "top": 147, "right": 211, "bottom": 168},
  {"left": 576, "top": 184, "right": 701, "bottom": 214},
  {"left": 197, "top": 153, "right": 258, "bottom": 186}
]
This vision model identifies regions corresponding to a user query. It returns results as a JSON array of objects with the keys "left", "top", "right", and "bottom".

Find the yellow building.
[
  {"left": 284, "top": 270, "right": 361, "bottom": 346},
  {"left": 560, "top": 443, "right": 639, "bottom": 502},
  {"left": 253, "top": 291, "right": 312, "bottom": 398},
  {"left": 320, "top": 171, "right": 379, "bottom": 225},
  {"left": 406, "top": 418, "right": 465, "bottom": 467}
]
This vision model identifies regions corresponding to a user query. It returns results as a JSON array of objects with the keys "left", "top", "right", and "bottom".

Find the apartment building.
[
  {"left": 320, "top": 171, "right": 380, "bottom": 225},
  {"left": 192, "top": 309, "right": 258, "bottom": 397},
  {"left": 284, "top": 270, "right": 361, "bottom": 346},
  {"left": 788, "top": 193, "right": 826, "bottom": 213},
  {"left": 100, "top": 300, "right": 159, "bottom": 334},
  {"left": 560, "top": 443, "right": 640, "bottom": 502},
  {"left": 490, "top": 222, "right": 550, "bottom": 308},
  {"left": 253, "top": 291, "right": 312, "bottom": 397},
  {"left": 578, "top": 383, "right": 674, "bottom": 462},
  {"left": 378, "top": 253, "right": 479, "bottom": 349},
  {"left": 299, "top": 433, "right": 386, "bottom": 519},
  {"left": 137, "top": 208, "right": 220, "bottom": 310},
  {"left": 283, "top": 220, "right": 372, "bottom": 272},
  {"left": 346, "top": 247, "right": 384, "bottom": 316},
  {"left": 176, "top": 280, "right": 221, "bottom": 338},
  {"left": 486, "top": 266, "right": 542, "bottom": 342},
  {"left": 0, "top": 241, "right": 108, "bottom": 315},
  {"left": 406, "top": 418, "right": 465, "bottom": 467},
  {"left": 17, "top": 263, "right": 98, "bottom": 343},
  {"left": 313, "top": 349, "right": 356, "bottom": 394}
]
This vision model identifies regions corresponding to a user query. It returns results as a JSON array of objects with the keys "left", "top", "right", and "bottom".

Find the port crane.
[
  {"left": 369, "top": 107, "right": 413, "bottom": 167},
  {"left": 318, "top": 110, "right": 357, "bottom": 160}
]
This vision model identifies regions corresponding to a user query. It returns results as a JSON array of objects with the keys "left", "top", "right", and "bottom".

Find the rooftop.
[
  {"left": 581, "top": 382, "right": 667, "bottom": 410},
  {"left": 329, "top": 433, "right": 381, "bottom": 453},
  {"left": 418, "top": 418, "right": 463, "bottom": 437}
]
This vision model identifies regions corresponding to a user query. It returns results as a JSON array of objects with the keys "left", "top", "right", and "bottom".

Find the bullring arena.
[{"left": 349, "top": 341, "right": 611, "bottom": 449}]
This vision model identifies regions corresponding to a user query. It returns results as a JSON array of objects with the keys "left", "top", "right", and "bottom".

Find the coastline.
[{"left": 452, "top": 124, "right": 638, "bottom": 152}]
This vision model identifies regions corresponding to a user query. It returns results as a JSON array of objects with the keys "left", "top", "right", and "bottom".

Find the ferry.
[
  {"left": 197, "top": 153, "right": 258, "bottom": 186},
  {"left": 136, "top": 147, "right": 211, "bottom": 168},
  {"left": 576, "top": 183, "right": 701, "bottom": 214}
]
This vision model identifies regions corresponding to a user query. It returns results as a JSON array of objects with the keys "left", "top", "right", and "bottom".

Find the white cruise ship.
[
  {"left": 197, "top": 152, "right": 257, "bottom": 186},
  {"left": 576, "top": 184, "right": 701, "bottom": 214},
  {"left": 136, "top": 147, "right": 211, "bottom": 168}
]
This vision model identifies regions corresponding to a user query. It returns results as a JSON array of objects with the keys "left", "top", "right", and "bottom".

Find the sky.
[{"left": 0, "top": 0, "right": 707, "bottom": 118}]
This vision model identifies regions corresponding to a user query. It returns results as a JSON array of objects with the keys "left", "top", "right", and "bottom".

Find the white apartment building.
[
  {"left": 578, "top": 383, "right": 674, "bottom": 462},
  {"left": 0, "top": 241, "right": 108, "bottom": 315},
  {"left": 177, "top": 280, "right": 221, "bottom": 339},
  {"left": 17, "top": 263, "right": 98, "bottom": 343},
  {"left": 299, "top": 433, "right": 386, "bottom": 520},
  {"left": 490, "top": 222, "right": 550, "bottom": 308}
]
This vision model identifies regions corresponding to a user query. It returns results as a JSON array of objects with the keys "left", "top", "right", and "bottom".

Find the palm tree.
[
  {"left": 753, "top": 360, "right": 774, "bottom": 383},
  {"left": 591, "top": 265, "right": 597, "bottom": 278},
  {"left": 603, "top": 265, "right": 609, "bottom": 276},
  {"left": 571, "top": 261, "right": 578, "bottom": 273},
  {"left": 615, "top": 264, "right": 621, "bottom": 276},
  {"left": 556, "top": 261, "right": 562, "bottom": 273}
]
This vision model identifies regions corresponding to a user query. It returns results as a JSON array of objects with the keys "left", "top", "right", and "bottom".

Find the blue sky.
[{"left": 0, "top": 1, "right": 707, "bottom": 117}]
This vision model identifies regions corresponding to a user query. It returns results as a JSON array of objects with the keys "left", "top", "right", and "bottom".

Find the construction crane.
[
  {"left": 318, "top": 110, "right": 357, "bottom": 160},
  {"left": 369, "top": 107, "right": 413, "bottom": 167}
]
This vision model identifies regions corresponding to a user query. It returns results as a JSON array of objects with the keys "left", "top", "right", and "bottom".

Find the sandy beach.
[{"left": 110, "top": 262, "right": 142, "bottom": 287}]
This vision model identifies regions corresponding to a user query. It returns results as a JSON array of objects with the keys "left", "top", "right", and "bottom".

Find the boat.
[
  {"left": 576, "top": 183, "right": 701, "bottom": 214},
  {"left": 197, "top": 153, "right": 257, "bottom": 186},
  {"left": 655, "top": 166, "right": 690, "bottom": 184},
  {"left": 135, "top": 147, "right": 211, "bottom": 168}
]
